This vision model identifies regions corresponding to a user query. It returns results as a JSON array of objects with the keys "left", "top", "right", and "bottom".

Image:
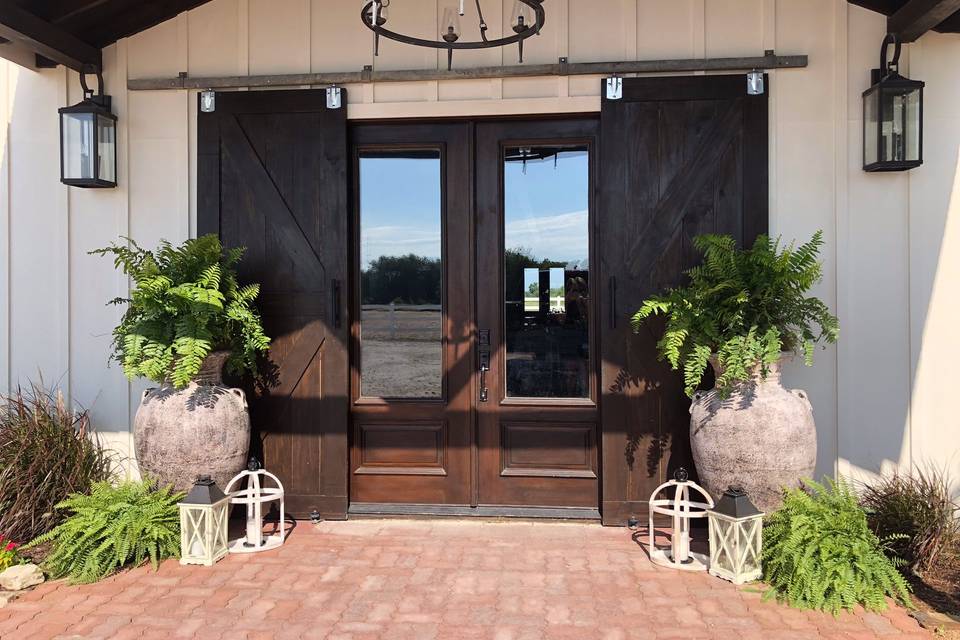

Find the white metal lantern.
[
  {"left": 647, "top": 469, "right": 714, "bottom": 571},
  {"left": 707, "top": 486, "right": 764, "bottom": 584},
  {"left": 225, "top": 460, "right": 285, "bottom": 553},
  {"left": 178, "top": 475, "right": 230, "bottom": 566}
]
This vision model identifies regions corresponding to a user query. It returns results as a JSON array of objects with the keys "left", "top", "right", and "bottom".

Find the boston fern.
[
  {"left": 92, "top": 235, "right": 270, "bottom": 388},
  {"left": 24, "top": 480, "right": 184, "bottom": 584},
  {"left": 763, "top": 478, "right": 912, "bottom": 615},
  {"left": 632, "top": 232, "right": 838, "bottom": 397}
]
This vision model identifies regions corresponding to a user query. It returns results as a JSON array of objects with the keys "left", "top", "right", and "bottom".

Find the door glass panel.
[
  {"left": 359, "top": 150, "right": 443, "bottom": 398},
  {"left": 503, "top": 145, "right": 590, "bottom": 398}
]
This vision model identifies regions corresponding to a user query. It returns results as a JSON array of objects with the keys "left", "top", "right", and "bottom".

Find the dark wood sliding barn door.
[
  {"left": 598, "top": 75, "right": 768, "bottom": 525},
  {"left": 198, "top": 89, "right": 349, "bottom": 519}
]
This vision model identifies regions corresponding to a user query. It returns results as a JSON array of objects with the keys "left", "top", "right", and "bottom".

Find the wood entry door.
[
  {"left": 198, "top": 89, "right": 349, "bottom": 519},
  {"left": 349, "top": 123, "right": 474, "bottom": 506},
  {"left": 349, "top": 119, "right": 599, "bottom": 513},
  {"left": 476, "top": 120, "right": 600, "bottom": 511}
]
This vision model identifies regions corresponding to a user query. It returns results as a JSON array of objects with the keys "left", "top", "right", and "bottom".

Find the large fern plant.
[
  {"left": 632, "top": 232, "right": 838, "bottom": 397},
  {"left": 24, "top": 480, "right": 184, "bottom": 584},
  {"left": 763, "top": 478, "right": 912, "bottom": 615},
  {"left": 92, "top": 235, "right": 270, "bottom": 388}
]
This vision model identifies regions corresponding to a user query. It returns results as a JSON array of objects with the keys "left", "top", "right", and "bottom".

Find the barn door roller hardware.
[
  {"left": 128, "top": 52, "right": 807, "bottom": 91},
  {"left": 605, "top": 76, "right": 622, "bottom": 100},
  {"left": 326, "top": 86, "right": 342, "bottom": 109}
]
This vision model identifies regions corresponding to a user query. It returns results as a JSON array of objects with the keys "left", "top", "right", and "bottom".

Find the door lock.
[{"left": 478, "top": 330, "right": 490, "bottom": 403}]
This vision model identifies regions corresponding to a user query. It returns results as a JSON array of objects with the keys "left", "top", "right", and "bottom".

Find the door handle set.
[{"left": 478, "top": 329, "right": 490, "bottom": 403}]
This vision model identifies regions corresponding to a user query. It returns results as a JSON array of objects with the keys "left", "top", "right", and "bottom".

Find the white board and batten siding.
[{"left": 0, "top": 0, "right": 957, "bottom": 494}]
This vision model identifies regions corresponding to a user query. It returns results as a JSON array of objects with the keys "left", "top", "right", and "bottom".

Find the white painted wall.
[{"left": 0, "top": 0, "right": 956, "bottom": 494}]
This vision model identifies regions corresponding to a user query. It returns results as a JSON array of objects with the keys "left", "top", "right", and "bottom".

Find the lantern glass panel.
[
  {"left": 61, "top": 112, "right": 95, "bottom": 181},
  {"left": 97, "top": 115, "right": 116, "bottom": 183},
  {"left": 864, "top": 85, "right": 880, "bottom": 167},
  {"left": 879, "top": 85, "right": 921, "bottom": 163}
]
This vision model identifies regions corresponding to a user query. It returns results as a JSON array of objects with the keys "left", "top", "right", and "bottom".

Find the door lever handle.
[{"left": 479, "top": 363, "right": 489, "bottom": 403}]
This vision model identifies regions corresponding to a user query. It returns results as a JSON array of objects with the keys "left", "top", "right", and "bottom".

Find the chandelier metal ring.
[{"left": 360, "top": 0, "right": 545, "bottom": 70}]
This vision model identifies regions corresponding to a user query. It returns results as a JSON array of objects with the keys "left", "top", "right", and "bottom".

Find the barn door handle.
[
  {"left": 332, "top": 279, "right": 342, "bottom": 329},
  {"left": 608, "top": 276, "right": 617, "bottom": 329}
]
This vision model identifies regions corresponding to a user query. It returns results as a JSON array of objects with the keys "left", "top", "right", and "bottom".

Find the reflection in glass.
[
  {"left": 504, "top": 145, "right": 590, "bottom": 398},
  {"left": 359, "top": 151, "right": 442, "bottom": 398}
]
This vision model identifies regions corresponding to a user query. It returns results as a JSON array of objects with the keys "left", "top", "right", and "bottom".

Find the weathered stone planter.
[
  {"left": 689, "top": 355, "right": 816, "bottom": 513},
  {"left": 133, "top": 351, "right": 250, "bottom": 493}
]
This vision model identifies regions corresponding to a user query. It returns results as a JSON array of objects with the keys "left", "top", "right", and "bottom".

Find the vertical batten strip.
[
  {"left": 833, "top": 0, "right": 850, "bottom": 481},
  {"left": 0, "top": 62, "right": 10, "bottom": 397},
  {"left": 763, "top": 0, "right": 777, "bottom": 232},
  {"left": 692, "top": 0, "right": 706, "bottom": 73},
  {"left": 57, "top": 66, "right": 71, "bottom": 401},
  {"left": 177, "top": 13, "right": 191, "bottom": 242},
  {"left": 238, "top": 0, "right": 250, "bottom": 88},
  {"left": 556, "top": 0, "right": 569, "bottom": 97},
  {"left": 113, "top": 38, "right": 134, "bottom": 475}
]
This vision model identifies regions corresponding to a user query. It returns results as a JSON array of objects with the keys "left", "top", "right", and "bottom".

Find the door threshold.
[{"left": 348, "top": 503, "right": 601, "bottom": 521}]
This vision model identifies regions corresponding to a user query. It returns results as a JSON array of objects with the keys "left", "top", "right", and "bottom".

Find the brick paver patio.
[{"left": 0, "top": 519, "right": 928, "bottom": 639}]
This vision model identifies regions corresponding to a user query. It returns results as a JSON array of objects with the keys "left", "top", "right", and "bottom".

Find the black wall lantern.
[
  {"left": 59, "top": 66, "right": 117, "bottom": 188},
  {"left": 863, "top": 34, "right": 924, "bottom": 172}
]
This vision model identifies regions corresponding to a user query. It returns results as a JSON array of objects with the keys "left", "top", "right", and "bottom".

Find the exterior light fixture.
[
  {"left": 178, "top": 475, "right": 230, "bottom": 566},
  {"left": 361, "top": 0, "right": 544, "bottom": 70},
  {"left": 747, "top": 69, "right": 765, "bottom": 96},
  {"left": 863, "top": 33, "right": 924, "bottom": 172},
  {"left": 59, "top": 65, "right": 117, "bottom": 188},
  {"left": 224, "top": 458, "right": 286, "bottom": 553},
  {"left": 707, "top": 486, "right": 764, "bottom": 585},
  {"left": 647, "top": 468, "right": 714, "bottom": 571}
]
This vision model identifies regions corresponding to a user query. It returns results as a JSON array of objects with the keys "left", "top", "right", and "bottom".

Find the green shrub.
[
  {"left": 632, "top": 232, "right": 838, "bottom": 397},
  {"left": 861, "top": 466, "right": 959, "bottom": 573},
  {"left": 24, "top": 479, "right": 184, "bottom": 584},
  {"left": 91, "top": 235, "right": 270, "bottom": 389},
  {"left": 762, "top": 478, "right": 912, "bottom": 615},
  {"left": 0, "top": 384, "right": 114, "bottom": 543}
]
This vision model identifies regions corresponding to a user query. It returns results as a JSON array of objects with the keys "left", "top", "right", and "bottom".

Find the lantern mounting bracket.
[
  {"left": 78, "top": 63, "right": 110, "bottom": 110},
  {"left": 871, "top": 33, "right": 902, "bottom": 85}
]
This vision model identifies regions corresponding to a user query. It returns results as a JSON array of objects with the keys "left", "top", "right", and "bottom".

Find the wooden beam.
[
  {"left": 888, "top": 0, "right": 960, "bottom": 41},
  {"left": 128, "top": 53, "right": 808, "bottom": 91},
  {"left": 0, "top": 2, "right": 100, "bottom": 71}
]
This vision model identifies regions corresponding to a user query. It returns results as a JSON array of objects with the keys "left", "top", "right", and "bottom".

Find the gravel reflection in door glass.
[
  {"left": 503, "top": 145, "right": 590, "bottom": 399},
  {"left": 359, "top": 151, "right": 443, "bottom": 398}
]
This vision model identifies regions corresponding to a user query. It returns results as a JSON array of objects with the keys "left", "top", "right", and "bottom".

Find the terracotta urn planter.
[
  {"left": 689, "top": 355, "right": 816, "bottom": 513},
  {"left": 133, "top": 350, "right": 250, "bottom": 493}
]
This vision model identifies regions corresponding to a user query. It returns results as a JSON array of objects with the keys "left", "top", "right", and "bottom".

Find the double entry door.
[{"left": 349, "top": 119, "right": 600, "bottom": 514}]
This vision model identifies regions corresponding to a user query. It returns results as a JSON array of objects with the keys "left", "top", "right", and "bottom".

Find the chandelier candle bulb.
[{"left": 361, "top": 0, "right": 543, "bottom": 70}]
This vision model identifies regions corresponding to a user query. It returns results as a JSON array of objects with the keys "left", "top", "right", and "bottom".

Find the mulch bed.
[{"left": 908, "top": 550, "right": 960, "bottom": 637}]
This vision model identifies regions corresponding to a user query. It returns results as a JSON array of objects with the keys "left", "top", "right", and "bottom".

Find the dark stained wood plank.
[
  {"left": 888, "top": 0, "right": 960, "bottom": 40},
  {"left": 598, "top": 74, "right": 768, "bottom": 526},
  {"left": 0, "top": 1, "right": 100, "bottom": 71},
  {"left": 198, "top": 88, "right": 349, "bottom": 520}
]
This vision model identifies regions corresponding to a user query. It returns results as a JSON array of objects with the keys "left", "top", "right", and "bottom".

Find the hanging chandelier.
[{"left": 361, "top": 0, "right": 545, "bottom": 70}]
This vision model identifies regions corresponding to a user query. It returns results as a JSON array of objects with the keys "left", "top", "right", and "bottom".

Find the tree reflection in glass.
[
  {"left": 359, "top": 151, "right": 443, "bottom": 398},
  {"left": 504, "top": 145, "right": 590, "bottom": 398}
]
